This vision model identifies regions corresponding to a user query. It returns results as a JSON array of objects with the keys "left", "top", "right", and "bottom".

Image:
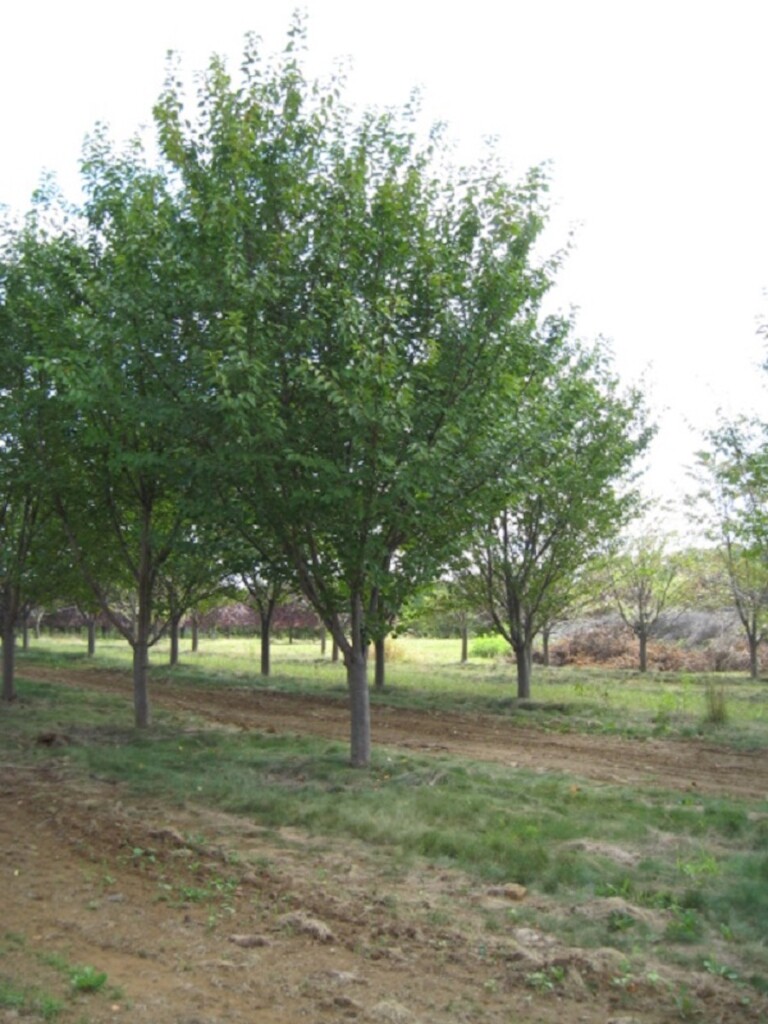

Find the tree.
[
  {"left": 238, "top": 558, "right": 292, "bottom": 677},
  {"left": 469, "top": 332, "right": 651, "bottom": 697},
  {"left": 605, "top": 532, "right": 686, "bottom": 672},
  {"left": 0, "top": 210, "right": 77, "bottom": 701},
  {"left": 154, "top": 23, "right": 558, "bottom": 765},
  {"left": 44, "top": 130, "right": 213, "bottom": 726},
  {"left": 692, "top": 419, "right": 768, "bottom": 678}
]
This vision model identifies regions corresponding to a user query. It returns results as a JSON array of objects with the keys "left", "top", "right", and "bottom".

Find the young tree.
[
  {"left": 605, "top": 532, "right": 686, "bottom": 672},
  {"left": 470, "top": 333, "right": 650, "bottom": 697},
  {"left": 154, "top": 25, "right": 558, "bottom": 765},
  {"left": 693, "top": 419, "right": 768, "bottom": 677}
]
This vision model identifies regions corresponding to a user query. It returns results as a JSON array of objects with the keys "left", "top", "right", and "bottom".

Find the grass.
[
  {"left": 6, "top": 633, "right": 768, "bottom": 1001},
  {"left": 17, "top": 632, "right": 768, "bottom": 744},
  {"left": 0, "top": 934, "right": 114, "bottom": 1022}
]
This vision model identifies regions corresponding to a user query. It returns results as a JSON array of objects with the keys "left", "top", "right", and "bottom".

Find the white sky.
[{"left": 2, "top": 0, "right": 766, "bottom": 525}]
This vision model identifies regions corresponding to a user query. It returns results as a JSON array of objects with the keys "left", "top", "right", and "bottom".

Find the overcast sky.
[{"left": 3, "top": 0, "right": 766, "bottom": 525}]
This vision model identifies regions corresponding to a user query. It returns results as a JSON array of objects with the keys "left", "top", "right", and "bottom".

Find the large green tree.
[
  {"left": 0, "top": 211, "right": 79, "bottom": 701},
  {"left": 44, "top": 131, "right": 213, "bottom": 726},
  {"left": 469, "top": 330, "right": 651, "bottom": 697},
  {"left": 154, "top": 26, "right": 556, "bottom": 765}
]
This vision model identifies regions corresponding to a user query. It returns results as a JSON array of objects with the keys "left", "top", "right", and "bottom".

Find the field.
[{"left": 2, "top": 634, "right": 768, "bottom": 1024}]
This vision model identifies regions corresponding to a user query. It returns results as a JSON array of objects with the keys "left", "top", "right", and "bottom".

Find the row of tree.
[{"left": 1, "top": 22, "right": 653, "bottom": 764}]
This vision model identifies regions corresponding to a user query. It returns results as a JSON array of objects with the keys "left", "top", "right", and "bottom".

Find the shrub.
[{"left": 470, "top": 635, "right": 510, "bottom": 659}]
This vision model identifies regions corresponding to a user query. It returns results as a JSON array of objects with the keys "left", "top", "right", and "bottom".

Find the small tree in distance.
[
  {"left": 691, "top": 417, "right": 768, "bottom": 678},
  {"left": 604, "top": 532, "right": 687, "bottom": 672}
]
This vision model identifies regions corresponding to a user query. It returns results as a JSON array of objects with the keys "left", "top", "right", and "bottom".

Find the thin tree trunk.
[
  {"left": 320, "top": 631, "right": 327, "bottom": 656},
  {"left": 332, "top": 637, "right": 339, "bottom": 663},
  {"left": 191, "top": 614, "right": 199, "bottom": 653},
  {"left": 748, "top": 634, "right": 759, "bottom": 679},
  {"left": 2, "top": 610, "right": 16, "bottom": 703},
  {"left": 374, "top": 636, "right": 385, "bottom": 691},
  {"left": 169, "top": 615, "right": 181, "bottom": 667},
  {"left": 460, "top": 623, "right": 468, "bottom": 664},
  {"left": 134, "top": 534, "right": 153, "bottom": 727},
  {"left": 87, "top": 619, "right": 96, "bottom": 657}
]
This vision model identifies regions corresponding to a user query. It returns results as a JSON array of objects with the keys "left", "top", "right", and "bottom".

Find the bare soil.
[{"left": 3, "top": 664, "right": 767, "bottom": 1024}]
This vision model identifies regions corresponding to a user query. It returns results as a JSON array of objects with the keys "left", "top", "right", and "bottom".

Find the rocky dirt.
[{"left": 2, "top": 665, "right": 768, "bottom": 1024}]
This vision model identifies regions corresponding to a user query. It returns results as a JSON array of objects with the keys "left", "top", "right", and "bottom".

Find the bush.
[{"left": 470, "top": 635, "right": 510, "bottom": 659}]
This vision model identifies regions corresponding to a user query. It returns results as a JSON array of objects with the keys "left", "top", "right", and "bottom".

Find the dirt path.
[
  {"left": 3, "top": 664, "right": 768, "bottom": 1024},
  {"left": 22, "top": 663, "right": 768, "bottom": 799}
]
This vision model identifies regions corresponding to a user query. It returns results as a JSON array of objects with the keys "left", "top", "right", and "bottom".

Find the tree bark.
[
  {"left": 345, "top": 593, "right": 371, "bottom": 767},
  {"left": 260, "top": 603, "right": 275, "bottom": 677},
  {"left": 346, "top": 651, "right": 371, "bottom": 767},
  {"left": 374, "top": 636, "right": 385, "bottom": 691},
  {"left": 332, "top": 637, "right": 339, "bottom": 663},
  {"left": 638, "top": 632, "right": 648, "bottom": 673},
  {"left": 320, "top": 631, "right": 327, "bottom": 656},
  {"left": 133, "top": 639, "right": 150, "bottom": 727},
  {"left": 87, "top": 618, "right": 96, "bottom": 657},
  {"left": 191, "top": 613, "right": 199, "bottom": 653},
  {"left": 514, "top": 640, "right": 532, "bottom": 700},
  {"left": 541, "top": 627, "right": 550, "bottom": 667}
]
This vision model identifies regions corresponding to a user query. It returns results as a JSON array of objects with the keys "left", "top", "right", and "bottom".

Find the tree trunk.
[
  {"left": 21, "top": 617, "right": 29, "bottom": 652},
  {"left": 332, "top": 637, "right": 339, "bottom": 663},
  {"left": 748, "top": 634, "right": 759, "bottom": 679},
  {"left": 133, "top": 639, "right": 150, "bottom": 727},
  {"left": 541, "top": 627, "right": 550, "bottom": 667},
  {"left": 345, "top": 594, "right": 371, "bottom": 767},
  {"left": 346, "top": 650, "right": 371, "bottom": 767},
  {"left": 191, "top": 614, "right": 199, "bottom": 653},
  {"left": 134, "top": 536, "right": 153, "bottom": 727},
  {"left": 460, "top": 623, "right": 468, "bottom": 664},
  {"left": 169, "top": 615, "right": 181, "bottom": 667},
  {"left": 1, "top": 610, "right": 16, "bottom": 703},
  {"left": 638, "top": 632, "right": 648, "bottom": 673},
  {"left": 320, "top": 631, "right": 327, "bottom": 656},
  {"left": 374, "top": 636, "right": 385, "bottom": 691},
  {"left": 87, "top": 618, "right": 96, "bottom": 657},
  {"left": 260, "top": 604, "right": 274, "bottom": 677},
  {"left": 514, "top": 640, "right": 532, "bottom": 700}
]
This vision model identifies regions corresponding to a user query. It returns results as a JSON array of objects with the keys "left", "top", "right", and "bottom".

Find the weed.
[
  {"left": 70, "top": 965, "right": 108, "bottom": 993},
  {"left": 704, "top": 684, "right": 728, "bottom": 725},
  {"left": 665, "top": 908, "right": 704, "bottom": 944},
  {"left": 702, "top": 958, "right": 739, "bottom": 982},
  {"left": 672, "top": 983, "right": 700, "bottom": 1020},
  {"left": 524, "top": 965, "right": 565, "bottom": 994}
]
